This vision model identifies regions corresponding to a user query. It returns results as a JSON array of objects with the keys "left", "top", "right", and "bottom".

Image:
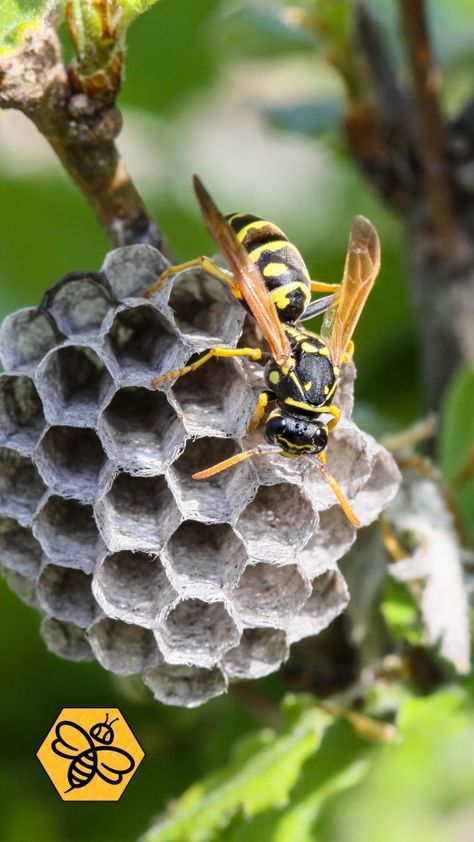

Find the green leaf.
[
  {"left": 439, "top": 363, "right": 474, "bottom": 542},
  {"left": 0, "top": 0, "right": 53, "bottom": 54},
  {"left": 264, "top": 100, "right": 343, "bottom": 138},
  {"left": 220, "top": 720, "right": 371, "bottom": 842},
  {"left": 65, "top": 0, "right": 160, "bottom": 84},
  {"left": 439, "top": 364, "right": 474, "bottom": 480},
  {"left": 142, "top": 704, "right": 332, "bottom": 842},
  {"left": 381, "top": 579, "right": 421, "bottom": 645},
  {"left": 316, "top": 687, "right": 474, "bottom": 842}
]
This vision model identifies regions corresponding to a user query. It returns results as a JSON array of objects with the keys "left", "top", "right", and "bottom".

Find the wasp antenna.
[
  {"left": 306, "top": 455, "right": 361, "bottom": 528},
  {"left": 192, "top": 445, "right": 281, "bottom": 480}
]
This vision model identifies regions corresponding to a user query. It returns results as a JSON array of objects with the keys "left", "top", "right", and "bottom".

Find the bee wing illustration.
[
  {"left": 323, "top": 215, "right": 381, "bottom": 367},
  {"left": 51, "top": 720, "right": 93, "bottom": 759},
  {"left": 96, "top": 746, "right": 136, "bottom": 785},
  {"left": 193, "top": 175, "right": 292, "bottom": 365}
]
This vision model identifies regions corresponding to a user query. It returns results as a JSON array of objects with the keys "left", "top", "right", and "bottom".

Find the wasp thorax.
[{"left": 265, "top": 409, "right": 328, "bottom": 455}]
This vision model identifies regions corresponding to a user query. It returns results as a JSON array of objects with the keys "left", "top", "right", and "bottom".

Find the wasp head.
[{"left": 264, "top": 409, "right": 328, "bottom": 456}]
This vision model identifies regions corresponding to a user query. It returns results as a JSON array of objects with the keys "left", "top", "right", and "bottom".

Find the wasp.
[
  {"left": 146, "top": 177, "right": 381, "bottom": 527},
  {"left": 51, "top": 712, "right": 135, "bottom": 792}
]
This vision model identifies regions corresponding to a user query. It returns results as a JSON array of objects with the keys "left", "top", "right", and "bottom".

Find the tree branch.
[
  {"left": 0, "top": 18, "right": 168, "bottom": 253},
  {"left": 399, "top": 0, "right": 458, "bottom": 248}
]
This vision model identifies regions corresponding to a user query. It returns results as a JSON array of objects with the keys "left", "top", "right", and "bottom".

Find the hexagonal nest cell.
[
  {"left": 95, "top": 471, "right": 181, "bottom": 553},
  {"left": 171, "top": 356, "right": 255, "bottom": 437},
  {"left": 0, "top": 243, "right": 401, "bottom": 707},
  {"left": 156, "top": 598, "right": 241, "bottom": 668},
  {"left": 166, "top": 268, "right": 246, "bottom": 346},
  {"left": 41, "top": 273, "right": 115, "bottom": 338},
  {"left": 0, "top": 447, "right": 47, "bottom": 524},
  {"left": 236, "top": 482, "right": 317, "bottom": 562},
  {"left": 36, "top": 344, "right": 113, "bottom": 426},
  {"left": 88, "top": 617, "right": 162, "bottom": 675},
  {"left": 143, "top": 663, "right": 227, "bottom": 708},
  {"left": 37, "top": 565, "right": 98, "bottom": 628},
  {"left": 163, "top": 520, "right": 248, "bottom": 591},
  {"left": 34, "top": 496, "right": 101, "bottom": 573},
  {"left": 107, "top": 304, "right": 187, "bottom": 384},
  {"left": 99, "top": 387, "right": 186, "bottom": 475},
  {"left": 93, "top": 550, "right": 177, "bottom": 627},
  {"left": 166, "top": 436, "right": 258, "bottom": 523},
  {"left": 0, "top": 374, "right": 46, "bottom": 454},
  {"left": 0, "top": 515, "right": 44, "bottom": 578},
  {"left": 0, "top": 307, "right": 59, "bottom": 372},
  {"left": 35, "top": 426, "right": 105, "bottom": 502},
  {"left": 232, "top": 562, "right": 311, "bottom": 627},
  {"left": 41, "top": 617, "right": 94, "bottom": 662}
]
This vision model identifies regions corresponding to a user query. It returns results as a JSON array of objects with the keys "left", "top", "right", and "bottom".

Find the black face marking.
[{"left": 265, "top": 410, "right": 328, "bottom": 455}]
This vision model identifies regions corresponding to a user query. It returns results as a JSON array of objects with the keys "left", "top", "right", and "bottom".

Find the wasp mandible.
[{"left": 146, "top": 177, "right": 381, "bottom": 527}]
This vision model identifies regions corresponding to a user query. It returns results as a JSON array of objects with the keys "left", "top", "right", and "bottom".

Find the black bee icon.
[{"left": 51, "top": 712, "right": 136, "bottom": 792}]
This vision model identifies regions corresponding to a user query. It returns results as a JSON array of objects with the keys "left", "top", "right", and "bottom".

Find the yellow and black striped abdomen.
[{"left": 226, "top": 212, "right": 311, "bottom": 323}]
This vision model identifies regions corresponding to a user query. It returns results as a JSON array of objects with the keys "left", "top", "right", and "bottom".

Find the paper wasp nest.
[{"left": 0, "top": 246, "right": 400, "bottom": 707}]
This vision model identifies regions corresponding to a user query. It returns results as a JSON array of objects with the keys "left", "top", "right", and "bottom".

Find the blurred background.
[{"left": 1, "top": 1, "right": 473, "bottom": 840}]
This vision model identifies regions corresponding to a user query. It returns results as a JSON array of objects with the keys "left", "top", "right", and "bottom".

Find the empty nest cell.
[
  {"left": 156, "top": 598, "right": 241, "bottom": 668},
  {"left": 37, "top": 565, "right": 98, "bottom": 627},
  {"left": 99, "top": 387, "right": 186, "bottom": 475},
  {"left": 88, "top": 618, "right": 163, "bottom": 675},
  {"left": 0, "top": 447, "right": 47, "bottom": 524},
  {"left": 223, "top": 628, "right": 288, "bottom": 680},
  {"left": 163, "top": 520, "right": 248, "bottom": 590},
  {"left": 297, "top": 506, "right": 357, "bottom": 579},
  {"left": 41, "top": 273, "right": 114, "bottom": 338},
  {"left": 1, "top": 566, "right": 39, "bottom": 608},
  {"left": 236, "top": 482, "right": 316, "bottom": 562},
  {"left": 166, "top": 268, "right": 245, "bottom": 347},
  {"left": 171, "top": 357, "right": 255, "bottom": 437},
  {"left": 0, "top": 515, "right": 43, "bottom": 578},
  {"left": 286, "top": 569, "right": 350, "bottom": 645},
  {"left": 102, "top": 244, "right": 169, "bottom": 300},
  {"left": 0, "top": 374, "right": 46, "bottom": 453},
  {"left": 232, "top": 562, "right": 311, "bottom": 627},
  {"left": 0, "top": 307, "right": 59, "bottom": 372},
  {"left": 35, "top": 426, "right": 105, "bottom": 502},
  {"left": 166, "top": 436, "right": 258, "bottom": 523},
  {"left": 40, "top": 617, "right": 94, "bottom": 662},
  {"left": 143, "top": 663, "right": 227, "bottom": 708},
  {"left": 34, "top": 496, "right": 101, "bottom": 574},
  {"left": 35, "top": 344, "right": 113, "bottom": 427},
  {"left": 95, "top": 472, "right": 181, "bottom": 553},
  {"left": 107, "top": 304, "right": 187, "bottom": 384},
  {"left": 93, "top": 550, "right": 177, "bottom": 627}
]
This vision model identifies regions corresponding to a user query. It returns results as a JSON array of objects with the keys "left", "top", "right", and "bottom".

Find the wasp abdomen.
[{"left": 226, "top": 212, "right": 311, "bottom": 323}]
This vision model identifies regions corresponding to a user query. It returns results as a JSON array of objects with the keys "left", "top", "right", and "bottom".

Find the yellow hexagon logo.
[{"left": 37, "top": 708, "right": 144, "bottom": 801}]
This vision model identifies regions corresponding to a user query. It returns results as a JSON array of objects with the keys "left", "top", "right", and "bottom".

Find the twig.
[
  {"left": 0, "top": 18, "right": 167, "bottom": 253},
  {"left": 342, "top": 4, "right": 415, "bottom": 213},
  {"left": 399, "top": 0, "right": 458, "bottom": 247},
  {"left": 356, "top": 2, "right": 406, "bottom": 122}
]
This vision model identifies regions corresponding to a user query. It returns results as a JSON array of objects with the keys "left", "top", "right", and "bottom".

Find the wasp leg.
[
  {"left": 151, "top": 346, "right": 263, "bottom": 388},
  {"left": 144, "top": 257, "right": 242, "bottom": 300},
  {"left": 342, "top": 340, "right": 354, "bottom": 364},
  {"left": 247, "top": 390, "right": 274, "bottom": 433},
  {"left": 310, "top": 280, "right": 340, "bottom": 294},
  {"left": 299, "top": 294, "right": 335, "bottom": 322},
  {"left": 324, "top": 404, "right": 342, "bottom": 432}
]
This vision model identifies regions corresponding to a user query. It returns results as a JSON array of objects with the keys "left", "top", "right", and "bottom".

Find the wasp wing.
[
  {"left": 51, "top": 721, "right": 92, "bottom": 759},
  {"left": 193, "top": 175, "right": 291, "bottom": 364},
  {"left": 96, "top": 747, "right": 136, "bottom": 785},
  {"left": 323, "top": 215, "right": 380, "bottom": 368}
]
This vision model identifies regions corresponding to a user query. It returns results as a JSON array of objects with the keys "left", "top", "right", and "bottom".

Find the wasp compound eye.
[{"left": 264, "top": 413, "right": 287, "bottom": 444}]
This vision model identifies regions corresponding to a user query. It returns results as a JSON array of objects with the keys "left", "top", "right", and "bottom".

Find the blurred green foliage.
[{"left": 1, "top": 1, "right": 474, "bottom": 841}]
